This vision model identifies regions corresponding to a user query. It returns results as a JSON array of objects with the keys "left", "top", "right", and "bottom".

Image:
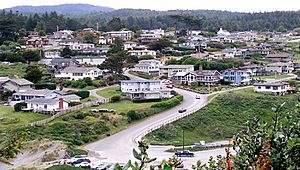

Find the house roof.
[
  {"left": 61, "top": 66, "right": 101, "bottom": 73},
  {"left": 266, "top": 53, "right": 292, "bottom": 58},
  {"left": 266, "top": 62, "right": 291, "bottom": 67},
  {"left": 10, "top": 79, "right": 34, "bottom": 86},
  {"left": 0, "top": 77, "right": 10, "bottom": 84},
  {"left": 26, "top": 98, "right": 68, "bottom": 105},
  {"left": 13, "top": 89, "right": 54, "bottom": 97},
  {"left": 50, "top": 58, "right": 75, "bottom": 64},
  {"left": 121, "top": 80, "right": 160, "bottom": 83},
  {"left": 60, "top": 39, "right": 80, "bottom": 43},
  {"left": 160, "top": 65, "right": 194, "bottom": 69},
  {"left": 61, "top": 94, "right": 81, "bottom": 102},
  {"left": 254, "top": 82, "right": 289, "bottom": 86}
]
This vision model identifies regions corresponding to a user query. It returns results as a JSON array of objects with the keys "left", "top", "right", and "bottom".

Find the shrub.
[
  {"left": 61, "top": 80, "right": 72, "bottom": 87},
  {"left": 111, "top": 94, "right": 121, "bottom": 102},
  {"left": 14, "top": 102, "right": 26, "bottom": 112},
  {"left": 127, "top": 110, "right": 141, "bottom": 122},
  {"left": 151, "top": 95, "right": 183, "bottom": 109},
  {"left": 69, "top": 101, "right": 81, "bottom": 107},
  {"left": 0, "top": 91, "right": 13, "bottom": 101},
  {"left": 35, "top": 83, "right": 56, "bottom": 90},
  {"left": 75, "top": 91, "right": 90, "bottom": 99}
]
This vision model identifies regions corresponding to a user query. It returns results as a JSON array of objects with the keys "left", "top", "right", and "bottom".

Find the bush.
[
  {"left": 0, "top": 91, "right": 13, "bottom": 101},
  {"left": 75, "top": 91, "right": 90, "bottom": 99},
  {"left": 35, "top": 83, "right": 56, "bottom": 90},
  {"left": 151, "top": 95, "right": 183, "bottom": 110},
  {"left": 14, "top": 102, "right": 27, "bottom": 112},
  {"left": 62, "top": 80, "right": 72, "bottom": 87},
  {"left": 111, "top": 94, "right": 121, "bottom": 102},
  {"left": 127, "top": 110, "right": 142, "bottom": 122},
  {"left": 69, "top": 101, "right": 81, "bottom": 107}
]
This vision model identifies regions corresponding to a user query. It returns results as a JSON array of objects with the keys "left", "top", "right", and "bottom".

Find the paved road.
[{"left": 84, "top": 72, "right": 296, "bottom": 167}]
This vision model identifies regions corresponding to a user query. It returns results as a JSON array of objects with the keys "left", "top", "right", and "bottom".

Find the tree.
[
  {"left": 83, "top": 32, "right": 96, "bottom": 43},
  {"left": 61, "top": 47, "right": 74, "bottom": 58},
  {"left": 22, "top": 50, "right": 41, "bottom": 63},
  {"left": 101, "top": 51, "right": 128, "bottom": 74},
  {"left": 0, "top": 18, "right": 16, "bottom": 44},
  {"left": 108, "top": 38, "right": 124, "bottom": 54},
  {"left": 148, "top": 38, "right": 171, "bottom": 51},
  {"left": 107, "top": 17, "right": 123, "bottom": 31},
  {"left": 24, "top": 65, "right": 43, "bottom": 83}
]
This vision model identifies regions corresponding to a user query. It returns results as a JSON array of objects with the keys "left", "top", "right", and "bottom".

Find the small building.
[
  {"left": 264, "top": 62, "right": 294, "bottom": 74},
  {"left": 55, "top": 66, "right": 102, "bottom": 80},
  {"left": 72, "top": 56, "right": 106, "bottom": 65},
  {"left": 265, "top": 53, "right": 293, "bottom": 63},
  {"left": 222, "top": 69, "right": 251, "bottom": 85},
  {"left": 59, "top": 39, "right": 80, "bottom": 47},
  {"left": 1, "top": 79, "right": 34, "bottom": 92},
  {"left": 25, "top": 98, "right": 69, "bottom": 113},
  {"left": 53, "top": 30, "right": 73, "bottom": 39},
  {"left": 253, "top": 82, "right": 290, "bottom": 95},
  {"left": 12, "top": 89, "right": 60, "bottom": 102},
  {"left": 44, "top": 50, "right": 61, "bottom": 58},
  {"left": 106, "top": 30, "right": 134, "bottom": 41},
  {"left": 172, "top": 70, "right": 221, "bottom": 86},
  {"left": 128, "top": 49, "right": 156, "bottom": 57},
  {"left": 120, "top": 80, "right": 173, "bottom": 100},
  {"left": 134, "top": 60, "right": 162, "bottom": 74},
  {"left": 49, "top": 58, "right": 79, "bottom": 72},
  {"left": 71, "top": 43, "right": 95, "bottom": 51},
  {"left": 26, "top": 37, "right": 49, "bottom": 48},
  {"left": 159, "top": 65, "right": 194, "bottom": 78},
  {"left": 124, "top": 41, "right": 138, "bottom": 50}
]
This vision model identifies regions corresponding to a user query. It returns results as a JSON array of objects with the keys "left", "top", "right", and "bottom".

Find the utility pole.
[{"left": 96, "top": 23, "right": 99, "bottom": 32}]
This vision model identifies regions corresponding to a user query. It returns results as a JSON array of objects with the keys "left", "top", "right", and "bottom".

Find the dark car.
[
  {"left": 178, "top": 108, "right": 187, "bottom": 113},
  {"left": 175, "top": 150, "right": 194, "bottom": 157},
  {"left": 175, "top": 163, "right": 184, "bottom": 168},
  {"left": 72, "top": 158, "right": 91, "bottom": 165}
]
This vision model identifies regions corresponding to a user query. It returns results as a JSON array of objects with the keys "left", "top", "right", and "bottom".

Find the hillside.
[{"left": 5, "top": 4, "right": 114, "bottom": 17}]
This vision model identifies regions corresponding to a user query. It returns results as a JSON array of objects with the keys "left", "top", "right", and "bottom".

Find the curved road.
[{"left": 85, "top": 70, "right": 207, "bottom": 163}]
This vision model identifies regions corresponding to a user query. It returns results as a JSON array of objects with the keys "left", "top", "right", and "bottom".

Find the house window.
[
  {"left": 266, "top": 86, "right": 271, "bottom": 89},
  {"left": 44, "top": 105, "right": 47, "bottom": 109},
  {"left": 258, "top": 86, "right": 261, "bottom": 89},
  {"left": 273, "top": 86, "right": 278, "bottom": 90}
]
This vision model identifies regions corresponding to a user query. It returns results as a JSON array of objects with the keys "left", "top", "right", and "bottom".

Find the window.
[
  {"left": 44, "top": 105, "right": 47, "bottom": 109},
  {"left": 266, "top": 86, "right": 271, "bottom": 89},
  {"left": 258, "top": 86, "right": 261, "bottom": 89},
  {"left": 273, "top": 86, "right": 278, "bottom": 90}
]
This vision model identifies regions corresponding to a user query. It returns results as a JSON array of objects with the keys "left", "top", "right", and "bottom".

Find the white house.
[
  {"left": 72, "top": 56, "right": 106, "bottom": 65},
  {"left": 71, "top": 43, "right": 95, "bottom": 51},
  {"left": 59, "top": 39, "right": 80, "bottom": 47},
  {"left": 253, "top": 82, "right": 290, "bottom": 95},
  {"left": 134, "top": 60, "right": 162, "bottom": 74},
  {"left": 25, "top": 98, "right": 69, "bottom": 113},
  {"left": 120, "top": 80, "right": 173, "bottom": 100},
  {"left": 12, "top": 89, "right": 60, "bottom": 102},
  {"left": 55, "top": 66, "right": 102, "bottom": 80},
  {"left": 53, "top": 30, "right": 73, "bottom": 39},
  {"left": 129, "top": 49, "right": 156, "bottom": 57},
  {"left": 44, "top": 50, "right": 61, "bottom": 58},
  {"left": 106, "top": 30, "right": 134, "bottom": 41},
  {"left": 217, "top": 28, "right": 231, "bottom": 36},
  {"left": 124, "top": 41, "right": 138, "bottom": 50},
  {"left": 159, "top": 65, "right": 194, "bottom": 78},
  {"left": 264, "top": 62, "right": 294, "bottom": 74}
]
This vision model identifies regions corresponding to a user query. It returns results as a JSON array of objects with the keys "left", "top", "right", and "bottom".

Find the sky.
[{"left": 0, "top": 0, "right": 299, "bottom": 12}]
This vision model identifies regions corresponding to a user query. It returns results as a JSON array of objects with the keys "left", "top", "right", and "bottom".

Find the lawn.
[
  {"left": 255, "top": 74, "right": 292, "bottom": 79},
  {"left": 96, "top": 86, "right": 122, "bottom": 98},
  {"left": 80, "top": 96, "right": 98, "bottom": 103},
  {"left": 144, "top": 88, "right": 299, "bottom": 146},
  {"left": 294, "top": 54, "right": 300, "bottom": 62},
  {"left": 0, "top": 63, "right": 28, "bottom": 78},
  {"left": 82, "top": 86, "right": 97, "bottom": 90},
  {"left": 128, "top": 70, "right": 154, "bottom": 80},
  {"left": 0, "top": 105, "right": 49, "bottom": 131}
]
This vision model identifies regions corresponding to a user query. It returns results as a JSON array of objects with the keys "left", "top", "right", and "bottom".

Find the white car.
[{"left": 74, "top": 162, "right": 90, "bottom": 168}]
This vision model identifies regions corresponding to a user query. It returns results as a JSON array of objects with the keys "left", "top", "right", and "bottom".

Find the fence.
[{"left": 29, "top": 98, "right": 110, "bottom": 126}]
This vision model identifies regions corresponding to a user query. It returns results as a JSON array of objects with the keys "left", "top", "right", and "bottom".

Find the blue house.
[{"left": 222, "top": 69, "right": 251, "bottom": 85}]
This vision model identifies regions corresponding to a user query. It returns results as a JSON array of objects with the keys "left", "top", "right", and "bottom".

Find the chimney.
[{"left": 59, "top": 98, "right": 64, "bottom": 109}]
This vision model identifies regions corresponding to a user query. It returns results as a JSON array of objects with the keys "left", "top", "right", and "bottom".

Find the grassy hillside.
[{"left": 144, "top": 88, "right": 299, "bottom": 146}]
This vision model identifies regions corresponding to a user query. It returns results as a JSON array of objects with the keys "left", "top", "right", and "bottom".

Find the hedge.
[
  {"left": 35, "top": 83, "right": 56, "bottom": 90},
  {"left": 75, "top": 91, "right": 90, "bottom": 99},
  {"left": 14, "top": 102, "right": 27, "bottom": 112},
  {"left": 111, "top": 94, "right": 121, "bottom": 102},
  {"left": 151, "top": 95, "right": 183, "bottom": 110}
]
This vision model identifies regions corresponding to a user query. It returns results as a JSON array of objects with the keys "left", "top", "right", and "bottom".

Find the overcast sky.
[{"left": 0, "top": 0, "right": 299, "bottom": 12}]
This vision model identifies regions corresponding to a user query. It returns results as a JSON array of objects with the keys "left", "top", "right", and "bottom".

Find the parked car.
[
  {"left": 166, "top": 84, "right": 174, "bottom": 88},
  {"left": 71, "top": 158, "right": 91, "bottom": 165},
  {"left": 175, "top": 150, "right": 194, "bottom": 157},
  {"left": 75, "top": 162, "right": 91, "bottom": 168},
  {"left": 178, "top": 108, "right": 187, "bottom": 113},
  {"left": 195, "top": 95, "right": 201, "bottom": 99},
  {"left": 175, "top": 163, "right": 184, "bottom": 168}
]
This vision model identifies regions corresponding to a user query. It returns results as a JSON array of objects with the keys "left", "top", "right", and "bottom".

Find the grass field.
[
  {"left": 294, "top": 54, "right": 300, "bottom": 62},
  {"left": 0, "top": 63, "right": 28, "bottom": 78},
  {"left": 144, "top": 87, "right": 299, "bottom": 146},
  {"left": 80, "top": 96, "right": 98, "bottom": 103},
  {"left": 96, "top": 86, "right": 122, "bottom": 98},
  {"left": 0, "top": 105, "right": 49, "bottom": 131}
]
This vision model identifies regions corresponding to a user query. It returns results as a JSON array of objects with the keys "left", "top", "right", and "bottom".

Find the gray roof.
[
  {"left": 160, "top": 65, "right": 194, "bottom": 69},
  {"left": 26, "top": 98, "right": 67, "bottom": 105},
  {"left": 266, "top": 53, "right": 292, "bottom": 58},
  {"left": 121, "top": 80, "right": 160, "bottom": 83},
  {"left": 50, "top": 58, "right": 75, "bottom": 64},
  {"left": 254, "top": 82, "right": 289, "bottom": 86},
  {"left": 61, "top": 66, "right": 101, "bottom": 73},
  {"left": 10, "top": 79, "right": 34, "bottom": 86},
  {"left": 0, "top": 77, "right": 10, "bottom": 84},
  {"left": 13, "top": 89, "right": 54, "bottom": 97},
  {"left": 266, "top": 62, "right": 291, "bottom": 67},
  {"left": 61, "top": 94, "right": 81, "bottom": 102}
]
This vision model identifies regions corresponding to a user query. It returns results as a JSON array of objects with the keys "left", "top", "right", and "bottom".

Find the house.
[
  {"left": 124, "top": 41, "right": 138, "bottom": 50},
  {"left": 59, "top": 39, "right": 80, "bottom": 47},
  {"left": 159, "top": 65, "right": 194, "bottom": 78},
  {"left": 217, "top": 28, "right": 231, "bottom": 36},
  {"left": 293, "top": 62, "right": 300, "bottom": 71},
  {"left": 49, "top": 58, "right": 79, "bottom": 72},
  {"left": 53, "top": 30, "right": 73, "bottom": 39},
  {"left": 25, "top": 98, "right": 69, "bottom": 113},
  {"left": 71, "top": 43, "right": 95, "bottom": 51},
  {"left": 55, "top": 66, "right": 102, "bottom": 80},
  {"left": 82, "top": 47, "right": 110, "bottom": 54},
  {"left": 98, "top": 36, "right": 114, "bottom": 45},
  {"left": 134, "top": 60, "right": 162, "bottom": 74},
  {"left": 172, "top": 70, "right": 221, "bottom": 86},
  {"left": 44, "top": 50, "right": 61, "bottom": 58},
  {"left": 129, "top": 49, "right": 156, "bottom": 57},
  {"left": 120, "top": 80, "right": 173, "bottom": 100},
  {"left": 265, "top": 53, "right": 293, "bottom": 63},
  {"left": 12, "top": 89, "right": 60, "bottom": 102},
  {"left": 253, "top": 82, "right": 290, "bottom": 95},
  {"left": 1, "top": 79, "right": 34, "bottom": 92},
  {"left": 138, "top": 34, "right": 161, "bottom": 44},
  {"left": 239, "top": 65, "right": 263, "bottom": 76},
  {"left": 72, "top": 56, "right": 106, "bottom": 65},
  {"left": 77, "top": 28, "right": 98, "bottom": 37},
  {"left": 106, "top": 30, "right": 134, "bottom": 41},
  {"left": 26, "top": 37, "right": 49, "bottom": 48},
  {"left": 264, "top": 62, "right": 294, "bottom": 74},
  {"left": 222, "top": 69, "right": 251, "bottom": 85}
]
